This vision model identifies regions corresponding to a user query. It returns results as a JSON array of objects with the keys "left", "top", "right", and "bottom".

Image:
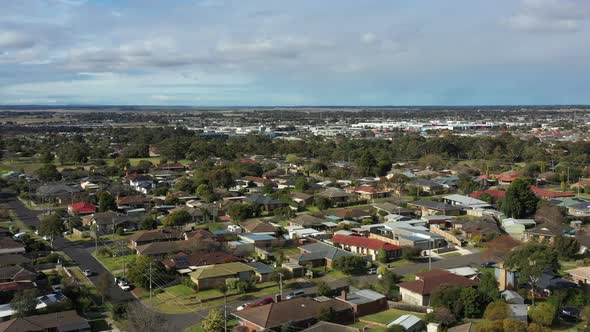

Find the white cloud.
[
  {"left": 0, "top": 31, "right": 35, "bottom": 49},
  {"left": 507, "top": 0, "right": 590, "bottom": 32},
  {"left": 361, "top": 32, "right": 378, "bottom": 44},
  {"left": 151, "top": 95, "right": 175, "bottom": 101}
]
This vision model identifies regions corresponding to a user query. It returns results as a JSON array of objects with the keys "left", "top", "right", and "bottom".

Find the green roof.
[{"left": 189, "top": 262, "right": 256, "bottom": 280}]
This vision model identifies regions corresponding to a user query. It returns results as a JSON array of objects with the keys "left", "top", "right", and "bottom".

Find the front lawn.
[
  {"left": 361, "top": 309, "right": 426, "bottom": 325},
  {"left": 167, "top": 284, "right": 196, "bottom": 297},
  {"left": 387, "top": 259, "right": 414, "bottom": 268},
  {"left": 93, "top": 252, "right": 136, "bottom": 272}
]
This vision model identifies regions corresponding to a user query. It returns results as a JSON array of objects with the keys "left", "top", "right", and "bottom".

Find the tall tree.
[
  {"left": 98, "top": 191, "right": 116, "bottom": 212},
  {"left": 10, "top": 289, "right": 38, "bottom": 317},
  {"left": 126, "top": 302, "right": 169, "bottom": 332},
  {"left": 500, "top": 178, "right": 539, "bottom": 218},
  {"left": 35, "top": 164, "right": 61, "bottom": 182},
  {"left": 40, "top": 214, "right": 65, "bottom": 247},
  {"left": 504, "top": 243, "right": 559, "bottom": 305},
  {"left": 201, "top": 308, "right": 224, "bottom": 332},
  {"left": 478, "top": 271, "right": 500, "bottom": 302}
]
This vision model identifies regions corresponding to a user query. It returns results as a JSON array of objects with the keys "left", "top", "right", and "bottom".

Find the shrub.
[{"left": 96, "top": 247, "right": 112, "bottom": 257}]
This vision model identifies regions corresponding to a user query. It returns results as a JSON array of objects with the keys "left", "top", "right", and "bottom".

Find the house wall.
[
  {"left": 400, "top": 288, "right": 425, "bottom": 306},
  {"left": 355, "top": 297, "right": 389, "bottom": 316}
]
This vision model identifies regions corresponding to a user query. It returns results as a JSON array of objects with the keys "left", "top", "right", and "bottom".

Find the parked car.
[
  {"left": 255, "top": 297, "right": 274, "bottom": 306},
  {"left": 286, "top": 290, "right": 305, "bottom": 300},
  {"left": 13, "top": 232, "right": 27, "bottom": 240},
  {"left": 367, "top": 267, "right": 378, "bottom": 275},
  {"left": 119, "top": 283, "right": 131, "bottom": 291},
  {"left": 236, "top": 302, "right": 252, "bottom": 311},
  {"left": 83, "top": 269, "right": 93, "bottom": 277},
  {"left": 560, "top": 306, "right": 580, "bottom": 322},
  {"left": 481, "top": 261, "right": 496, "bottom": 268}
]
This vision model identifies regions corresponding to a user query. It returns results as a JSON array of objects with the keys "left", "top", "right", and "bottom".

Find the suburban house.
[
  {"left": 290, "top": 192, "right": 314, "bottom": 207},
  {"left": 128, "top": 228, "right": 185, "bottom": 247},
  {"left": 407, "top": 200, "right": 461, "bottom": 216},
  {"left": 387, "top": 314, "right": 424, "bottom": 332},
  {"left": 0, "top": 238, "right": 26, "bottom": 256},
  {"left": 469, "top": 189, "right": 506, "bottom": 202},
  {"left": 241, "top": 176, "right": 273, "bottom": 187},
  {"left": 316, "top": 188, "right": 355, "bottom": 204},
  {"left": 522, "top": 224, "right": 571, "bottom": 244},
  {"left": 162, "top": 251, "right": 241, "bottom": 272},
  {"left": 244, "top": 194, "right": 286, "bottom": 211},
  {"left": 233, "top": 296, "right": 354, "bottom": 332},
  {"left": 116, "top": 195, "right": 149, "bottom": 210},
  {"left": 82, "top": 211, "right": 142, "bottom": 235},
  {"left": 239, "top": 220, "right": 278, "bottom": 234},
  {"left": 189, "top": 262, "right": 256, "bottom": 290},
  {"left": 79, "top": 175, "right": 111, "bottom": 190},
  {"left": 289, "top": 241, "right": 355, "bottom": 268},
  {"left": 345, "top": 186, "right": 389, "bottom": 200},
  {"left": 127, "top": 174, "right": 155, "bottom": 194},
  {"left": 0, "top": 254, "right": 31, "bottom": 268},
  {"left": 367, "top": 221, "right": 446, "bottom": 250},
  {"left": 495, "top": 171, "right": 521, "bottom": 185},
  {"left": 67, "top": 202, "right": 96, "bottom": 216},
  {"left": 247, "top": 261, "right": 276, "bottom": 283},
  {"left": 290, "top": 215, "right": 326, "bottom": 228},
  {"left": 336, "top": 289, "right": 388, "bottom": 316},
  {"left": 530, "top": 185, "right": 575, "bottom": 200},
  {"left": 495, "top": 263, "right": 520, "bottom": 291},
  {"left": 0, "top": 265, "right": 36, "bottom": 283},
  {"left": 571, "top": 179, "right": 590, "bottom": 191},
  {"left": 135, "top": 238, "right": 216, "bottom": 257},
  {"left": 331, "top": 234, "right": 401, "bottom": 262},
  {"left": 372, "top": 202, "right": 414, "bottom": 216},
  {"left": 36, "top": 183, "right": 82, "bottom": 204},
  {"left": 398, "top": 269, "right": 478, "bottom": 306},
  {"left": 169, "top": 206, "right": 208, "bottom": 223},
  {"left": 442, "top": 194, "right": 492, "bottom": 210},
  {"left": 0, "top": 310, "right": 90, "bottom": 332},
  {"left": 238, "top": 233, "right": 277, "bottom": 249},
  {"left": 406, "top": 179, "right": 443, "bottom": 194},
  {"left": 567, "top": 266, "right": 590, "bottom": 285}
]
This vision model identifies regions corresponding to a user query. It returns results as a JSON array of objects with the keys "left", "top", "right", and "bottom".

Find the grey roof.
[
  {"left": 247, "top": 261, "right": 275, "bottom": 275},
  {"left": 291, "top": 214, "right": 326, "bottom": 226},
  {"left": 443, "top": 194, "right": 491, "bottom": 208},
  {"left": 344, "top": 289, "right": 386, "bottom": 305},
  {"left": 238, "top": 233, "right": 276, "bottom": 242},
  {"left": 293, "top": 242, "right": 354, "bottom": 261},
  {"left": 92, "top": 211, "right": 143, "bottom": 225},
  {"left": 408, "top": 179, "right": 443, "bottom": 188},
  {"left": 387, "top": 314, "right": 423, "bottom": 329},
  {"left": 36, "top": 183, "right": 80, "bottom": 195},
  {"left": 245, "top": 194, "right": 284, "bottom": 206},
  {"left": 409, "top": 200, "right": 459, "bottom": 211}
]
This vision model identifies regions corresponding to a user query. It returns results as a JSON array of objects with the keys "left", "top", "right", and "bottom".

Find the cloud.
[
  {"left": 0, "top": 31, "right": 36, "bottom": 50},
  {"left": 151, "top": 94, "right": 175, "bottom": 101},
  {"left": 361, "top": 32, "right": 378, "bottom": 44},
  {"left": 507, "top": 0, "right": 590, "bottom": 33}
]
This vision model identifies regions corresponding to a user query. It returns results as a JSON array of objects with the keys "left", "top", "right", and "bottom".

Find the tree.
[
  {"left": 430, "top": 285, "right": 464, "bottom": 317},
  {"left": 428, "top": 306, "right": 456, "bottom": 327},
  {"left": 377, "top": 248, "right": 389, "bottom": 263},
  {"left": 164, "top": 210, "right": 192, "bottom": 228},
  {"left": 96, "top": 273, "right": 113, "bottom": 304},
  {"left": 140, "top": 215, "right": 158, "bottom": 230},
  {"left": 294, "top": 177, "right": 309, "bottom": 192},
  {"left": 316, "top": 280, "right": 331, "bottom": 296},
  {"left": 418, "top": 153, "right": 445, "bottom": 170},
  {"left": 126, "top": 302, "right": 169, "bottom": 332},
  {"left": 35, "top": 163, "right": 61, "bottom": 182},
  {"left": 500, "top": 178, "right": 539, "bottom": 218},
  {"left": 201, "top": 308, "right": 224, "bottom": 332},
  {"left": 40, "top": 214, "right": 65, "bottom": 247},
  {"left": 114, "top": 156, "right": 130, "bottom": 171},
  {"left": 527, "top": 323, "right": 552, "bottom": 332},
  {"left": 196, "top": 184, "right": 215, "bottom": 203},
  {"left": 554, "top": 236, "right": 580, "bottom": 259},
  {"left": 502, "top": 319, "right": 527, "bottom": 332},
  {"left": 128, "top": 256, "right": 168, "bottom": 289},
  {"left": 39, "top": 151, "right": 54, "bottom": 163},
  {"left": 98, "top": 191, "right": 116, "bottom": 212},
  {"left": 401, "top": 247, "right": 421, "bottom": 261},
  {"left": 476, "top": 319, "right": 503, "bottom": 332},
  {"left": 478, "top": 271, "right": 500, "bottom": 303},
  {"left": 534, "top": 202, "right": 564, "bottom": 226},
  {"left": 332, "top": 256, "right": 367, "bottom": 275},
  {"left": 483, "top": 301, "right": 509, "bottom": 321},
  {"left": 228, "top": 203, "right": 255, "bottom": 221},
  {"left": 163, "top": 193, "right": 179, "bottom": 206},
  {"left": 529, "top": 302, "right": 556, "bottom": 326},
  {"left": 461, "top": 287, "right": 483, "bottom": 318},
  {"left": 10, "top": 289, "right": 38, "bottom": 317},
  {"left": 314, "top": 196, "right": 331, "bottom": 211},
  {"left": 504, "top": 243, "right": 559, "bottom": 305},
  {"left": 356, "top": 151, "right": 377, "bottom": 176},
  {"left": 378, "top": 270, "right": 402, "bottom": 299}
]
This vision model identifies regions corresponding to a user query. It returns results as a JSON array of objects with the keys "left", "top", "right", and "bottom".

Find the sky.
[{"left": 0, "top": 0, "right": 589, "bottom": 106}]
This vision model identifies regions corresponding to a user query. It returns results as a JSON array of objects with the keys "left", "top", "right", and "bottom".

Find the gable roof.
[
  {"left": 291, "top": 214, "right": 325, "bottom": 227},
  {"left": 240, "top": 220, "right": 277, "bottom": 233},
  {"left": 245, "top": 194, "right": 284, "bottom": 206},
  {"left": 292, "top": 242, "right": 354, "bottom": 262},
  {"left": 0, "top": 238, "right": 25, "bottom": 250},
  {"left": 408, "top": 200, "right": 459, "bottom": 212},
  {"left": 398, "top": 269, "right": 478, "bottom": 295},
  {"left": 128, "top": 228, "right": 185, "bottom": 243},
  {"left": 68, "top": 202, "right": 96, "bottom": 214},
  {"left": 531, "top": 186, "right": 575, "bottom": 199},
  {"left": 331, "top": 234, "right": 400, "bottom": 251},
  {"left": 116, "top": 195, "right": 148, "bottom": 205},
  {"left": 189, "top": 262, "right": 255, "bottom": 280},
  {"left": 0, "top": 310, "right": 89, "bottom": 332},
  {"left": 163, "top": 251, "right": 241, "bottom": 269},
  {"left": 233, "top": 297, "right": 352, "bottom": 329}
]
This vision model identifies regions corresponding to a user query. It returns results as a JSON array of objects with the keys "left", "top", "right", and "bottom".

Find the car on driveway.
[{"left": 560, "top": 306, "right": 580, "bottom": 322}]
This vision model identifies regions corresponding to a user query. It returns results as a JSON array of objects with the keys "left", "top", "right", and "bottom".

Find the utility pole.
[
  {"left": 149, "top": 262, "right": 153, "bottom": 305},
  {"left": 279, "top": 273, "right": 283, "bottom": 300},
  {"left": 224, "top": 293, "right": 227, "bottom": 332},
  {"left": 428, "top": 238, "right": 432, "bottom": 271}
]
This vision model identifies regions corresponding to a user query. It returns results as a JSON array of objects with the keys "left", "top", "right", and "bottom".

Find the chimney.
[
  {"left": 341, "top": 290, "right": 347, "bottom": 300},
  {"left": 275, "top": 294, "right": 282, "bottom": 303}
]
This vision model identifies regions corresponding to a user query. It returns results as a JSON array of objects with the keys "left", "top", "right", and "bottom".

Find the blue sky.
[{"left": 0, "top": 0, "right": 589, "bottom": 106}]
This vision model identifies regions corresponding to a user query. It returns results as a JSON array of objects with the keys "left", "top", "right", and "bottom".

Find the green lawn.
[
  {"left": 166, "top": 284, "right": 196, "bottom": 297},
  {"left": 0, "top": 167, "right": 10, "bottom": 175},
  {"left": 401, "top": 274, "right": 416, "bottom": 282},
  {"left": 387, "top": 259, "right": 414, "bottom": 268},
  {"left": 360, "top": 309, "right": 426, "bottom": 325},
  {"left": 93, "top": 252, "right": 136, "bottom": 272},
  {"left": 69, "top": 267, "right": 90, "bottom": 283}
]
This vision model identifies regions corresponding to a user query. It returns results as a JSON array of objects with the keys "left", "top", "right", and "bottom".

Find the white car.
[
  {"left": 236, "top": 303, "right": 252, "bottom": 311},
  {"left": 83, "top": 269, "right": 93, "bottom": 277},
  {"left": 13, "top": 232, "right": 27, "bottom": 240},
  {"left": 367, "top": 268, "right": 378, "bottom": 275},
  {"left": 119, "top": 283, "right": 131, "bottom": 291}
]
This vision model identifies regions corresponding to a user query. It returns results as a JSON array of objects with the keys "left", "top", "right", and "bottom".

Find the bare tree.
[{"left": 126, "top": 302, "right": 169, "bottom": 332}]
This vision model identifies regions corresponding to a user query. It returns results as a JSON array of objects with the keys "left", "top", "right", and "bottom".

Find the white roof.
[
  {"left": 388, "top": 314, "right": 422, "bottom": 329},
  {"left": 446, "top": 267, "right": 478, "bottom": 277},
  {"left": 443, "top": 194, "right": 492, "bottom": 208}
]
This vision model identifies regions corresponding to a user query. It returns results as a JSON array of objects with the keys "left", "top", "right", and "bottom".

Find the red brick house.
[
  {"left": 398, "top": 269, "right": 478, "bottom": 306},
  {"left": 331, "top": 234, "right": 401, "bottom": 262}
]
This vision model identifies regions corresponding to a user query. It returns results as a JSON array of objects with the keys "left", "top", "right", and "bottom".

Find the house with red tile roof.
[
  {"left": 398, "top": 269, "right": 478, "bottom": 306},
  {"left": 331, "top": 234, "right": 401, "bottom": 262},
  {"left": 67, "top": 202, "right": 96, "bottom": 215},
  {"left": 495, "top": 171, "right": 521, "bottom": 185},
  {"left": 469, "top": 189, "right": 506, "bottom": 201},
  {"left": 530, "top": 186, "right": 575, "bottom": 199}
]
